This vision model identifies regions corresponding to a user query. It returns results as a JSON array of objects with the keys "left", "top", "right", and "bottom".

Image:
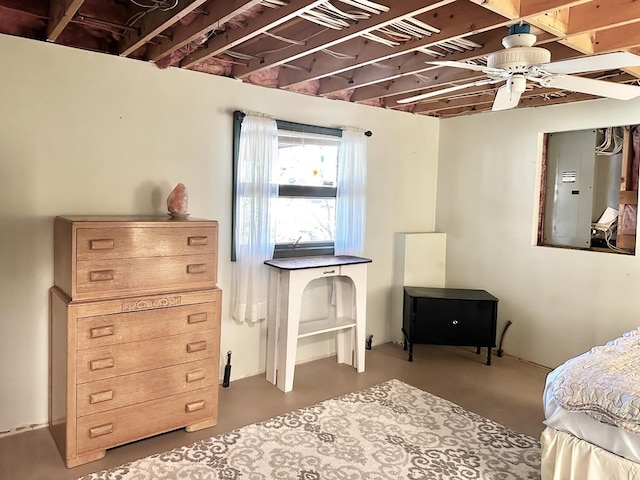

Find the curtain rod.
[{"left": 235, "top": 110, "right": 373, "bottom": 137}]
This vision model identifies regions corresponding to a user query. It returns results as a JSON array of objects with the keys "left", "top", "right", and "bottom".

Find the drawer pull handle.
[
  {"left": 452, "top": 320, "right": 459, "bottom": 325},
  {"left": 90, "top": 325, "right": 114, "bottom": 338},
  {"left": 186, "top": 369, "right": 206, "bottom": 383},
  {"left": 187, "top": 264, "right": 206, "bottom": 274},
  {"left": 90, "top": 390, "right": 114, "bottom": 404},
  {"left": 187, "top": 312, "right": 208, "bottom": 324},
  {"left": 90, "top": 239, "right": 114, "bottom": 250},
  {"left": 187, "top": 341, "right": 207, "bottom": 353},
  {"left": 89, "top": 423, "right": 113, "bottom": 438},
  {"left": 188, "top": 236, "right": 209, "bottom": 246},
  {"left": 323, "top": 269, "right": 336, "bottom": 275},
  {"left": 185, "top": 400, "right": 205, "bottom": 413},
  {"left": 90, "top": 357, "right": 114, "bottom": 371},
  {"left": 89, "top": 270, "right": 114, "bottom": 282}
]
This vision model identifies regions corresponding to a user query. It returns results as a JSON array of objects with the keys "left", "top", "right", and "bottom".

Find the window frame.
[{"left": 232, "top": 111, "right": 342, "bottom": 261}]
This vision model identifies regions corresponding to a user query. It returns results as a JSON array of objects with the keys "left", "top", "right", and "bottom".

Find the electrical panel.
[{"left": 543, "top": 129, "right": 597, "bottom": 248}]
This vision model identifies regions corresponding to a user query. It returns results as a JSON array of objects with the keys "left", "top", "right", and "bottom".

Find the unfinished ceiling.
[{"left": 2, "top": 0, "right": 640, "bottom": 118}]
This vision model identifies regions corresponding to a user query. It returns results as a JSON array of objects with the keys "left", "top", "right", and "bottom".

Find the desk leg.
[
  {"left": 276, "top": 271, "right": 306, "bottom": 393},
  {"left": 335, "top": 277, "right": 353, "bottom": 366},
  {"left": 265, "top": 269, "right": 280, "bottom": 385},
  {"left": 348, "top": 265, "right": 367, "bottom": 373}
]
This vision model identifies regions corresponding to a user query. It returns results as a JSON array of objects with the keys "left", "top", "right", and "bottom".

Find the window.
[
  {"left": 232, "top": 111, "right": 342, "bottom": 260},
  {"left": 538, "top": 124, "right": 639, "bottom": 255}
]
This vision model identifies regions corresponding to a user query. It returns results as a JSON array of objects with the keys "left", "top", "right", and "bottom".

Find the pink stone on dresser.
[{"left": 167, "top": 183, "right": 189, "bottom": 214}]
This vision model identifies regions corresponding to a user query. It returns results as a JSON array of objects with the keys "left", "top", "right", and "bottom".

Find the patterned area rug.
[{"left": 79, "top": 379, "right": 540, "bottom": 479}]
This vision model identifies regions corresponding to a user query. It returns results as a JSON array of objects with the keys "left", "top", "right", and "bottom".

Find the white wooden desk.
[{"left": 264, "top": 255, "right": 371, "bottom": 392}]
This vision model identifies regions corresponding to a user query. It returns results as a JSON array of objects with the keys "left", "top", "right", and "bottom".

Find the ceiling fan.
[{"left": 397, "top": 23, "right": 640, "bottom": 111}]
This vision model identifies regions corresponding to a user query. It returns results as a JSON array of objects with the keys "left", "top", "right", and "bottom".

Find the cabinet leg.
[
  {"left": 66, "top": 450, "right": 106, "bottom": 468},
  {"left": 486, "top": 348, "right": 492, "bottom": 366},
  {"left": 476, "top": 346, "right": 481, "bottom": 355},
  {"left": 401, "top": 327, "right": 409, "bottom": 351},
  {"left": 408, "top": 342, "right": 414, "bottom": 362}
]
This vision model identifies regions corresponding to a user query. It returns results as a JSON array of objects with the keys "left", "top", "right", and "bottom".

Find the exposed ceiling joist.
[
  {"left": 316, "top": 33, "right": 501, "bottom": 96},
  {"left": 146, "top": 0, "right": 264, "bottom": 62},
  {"left": 119, "top": 0, "right": 209, "bottom": 57},
  {"left": 4, "top": 0, "right": 640, "bottom": 118},
  {"left": 47, "top": 0, "right": 85, "bottom": 41},
  {"left": 180, "top": 0, "right": 328, "bottom": 68},
  {"left": 230, "top": 0, "right": 457, "bottom": 79},
  {"left": 278, "top": 1, "right": 507, "bottom": 89}
]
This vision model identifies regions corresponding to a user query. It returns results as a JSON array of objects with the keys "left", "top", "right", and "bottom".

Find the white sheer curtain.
[
  {"left": 335, "top": 127, "right": 367, "bottom": 255},
  {"left": 232, "top": 114, "right": 278, "bottom": 322}
]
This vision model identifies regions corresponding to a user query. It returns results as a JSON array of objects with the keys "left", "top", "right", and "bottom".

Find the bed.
[{"left": 541, "top": 327, "right": 640, "bottom": 479}]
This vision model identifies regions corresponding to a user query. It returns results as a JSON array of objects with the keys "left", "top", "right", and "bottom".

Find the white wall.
[
  {"left": 0, "top": 34, "right": 440, "bottom": 432},
  {"left": 437, "top": 98, "right": 640, "bottom": 369}
]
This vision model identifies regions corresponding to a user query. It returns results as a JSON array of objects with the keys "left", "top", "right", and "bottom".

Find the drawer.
[
  {"left": 414, "top": 298, "right": 494, "bottom": 346},
  {"left": 76, "top": 359, "right": 217, "bottom": 417},
  {"left": 76, "top": 386, "right": 217, "bottom": 455},
  {"left": 76, "top": 331, "right": 217, "bottom": 383},
  {"left": 77, "top": 298, "right": 220, "bottom": 350},
  {"left": 75, "top": 254, "right": 216, "bottom": 300},
  {"left": 76, "top": 226, "right": 216, "bottom": 261}
]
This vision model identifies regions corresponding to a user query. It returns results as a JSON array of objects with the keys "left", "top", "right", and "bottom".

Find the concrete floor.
[{"left": 0, "top": 343, "right": 551, "bottom": 480}]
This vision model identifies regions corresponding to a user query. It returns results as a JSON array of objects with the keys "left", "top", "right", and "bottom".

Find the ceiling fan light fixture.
[{"left": 507, "top": 75, "right": 527, "bottom": 94}]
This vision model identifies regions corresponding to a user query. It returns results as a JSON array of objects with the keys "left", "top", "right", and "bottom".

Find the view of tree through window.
[{"left": 273, "top": 130, "right": 339, "bottom": 245}]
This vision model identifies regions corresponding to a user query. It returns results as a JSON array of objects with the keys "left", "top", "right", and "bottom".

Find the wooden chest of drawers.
[{"left": 49, "top": 216, "right": 221, "bottom": 468}]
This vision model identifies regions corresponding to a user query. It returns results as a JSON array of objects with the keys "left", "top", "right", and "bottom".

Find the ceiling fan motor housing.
[{"left": 487, "top": 47, "right": 551, "bottom": 72}]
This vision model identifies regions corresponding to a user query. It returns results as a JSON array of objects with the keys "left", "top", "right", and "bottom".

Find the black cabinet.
[{"left": 402, "top": 287, "right": 498, "bottom": 365}]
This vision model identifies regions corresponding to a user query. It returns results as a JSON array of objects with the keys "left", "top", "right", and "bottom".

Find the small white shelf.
[{"left": 298, "top": 317, "right": 356, "bottom": 339}]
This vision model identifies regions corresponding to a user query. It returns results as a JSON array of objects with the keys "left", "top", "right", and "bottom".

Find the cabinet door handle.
[
  {"left": 90, "top": 239, "right": 115, "bottom": 250},
  {"left": 185, "top": 400, "right": 205, "bottom": 413},
  {"left": 89, "top": 423, "right": 113, "bottom": 438},
  {"left": 187, "top": 264, "right": 206, "bottom": 274},
  {"left": 188, "top": 236, "right": 208, "bottom": 246},
  {"left": 90, "top": 390, "right": 114, "bottom": 404},
  {"left": 187, "top": 341, "right": 207, "bottom": 353},
  {"left": 90, "top": 357, "right": 114, "bottom": 371},
  {"left": 90, "top": 325, "right": 114, "bottom": 338},
  {"left": 187, "top": 312, "right": 208, "bottom": 324},
  {"left": 89, "top": 270, "right": 114, "bottom": 282},
  {"left": 323, "top": 269, "right": 336, "bottom": 275}
]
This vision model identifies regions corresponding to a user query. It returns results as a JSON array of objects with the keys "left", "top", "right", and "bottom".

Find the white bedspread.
[{"left": 550, "top": 327, "right": 640, "bottom": 435}]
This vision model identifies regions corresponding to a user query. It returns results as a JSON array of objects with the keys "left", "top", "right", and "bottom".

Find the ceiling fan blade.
[
  {"left": 492, "top": 85, "right": 522, "bottom": 111},
  {"left": 397, "top": 78, "right": 501, "bottom": 104},
  {"left": 543, "top": 74, "right": 640, "bottom": 100},
  {"left": 540, "top": 52, "right": 640, "bottom": 75},
  {"left": 428, "top": 60, "right": 504, "bottom": 76}
]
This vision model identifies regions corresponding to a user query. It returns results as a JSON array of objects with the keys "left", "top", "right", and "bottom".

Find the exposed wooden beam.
[
  {"left": 119, "top": 0, "right": 208, "bottom": 57},
  {"left": 180, "top": 0, "right": 328, "bottom": 69},
  {"left": 593, "top": 22, "right": 640, "bottom": 53},
  {"left": 47, "top": 0, "right": 85, "bottom": 41},
  {"left": 353, "top": 68, "right": 486, "bottom": 104},
  {"left": 228, "top": 0, "right": 457, "bottom": 79},
  {"left": 566, "top": 0, "right": 640, "bottom": 35},
  {"left": 277, "top": 2, "right": 507, "bottom": 89},
  {"left": 519, "top": 0, "right": 592, "bottom": 17},
  {"left": 146, "top": 0, "right": 263, "bottom": 62},
  {"left": 316, "top": 31, "right": 504, "bottom": 96},
  {"left": 468, "top": 0, "right": 591, "bottom": 19}
]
